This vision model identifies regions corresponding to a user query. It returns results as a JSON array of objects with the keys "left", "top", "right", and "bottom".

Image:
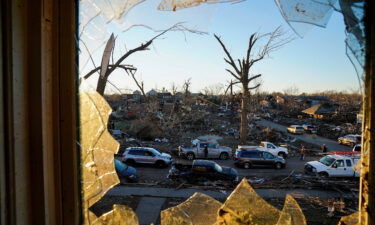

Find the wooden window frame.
[{"left": 0, "top": 0, "right": 80, "bottom": 224}]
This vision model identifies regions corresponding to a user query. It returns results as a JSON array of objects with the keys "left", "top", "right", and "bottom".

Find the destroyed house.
[
  {"left": 157, "top": 92, "right": 174, "bottom": 103},
  {"left": 302, "top": 103, "right": 339, "bottom": 118}
]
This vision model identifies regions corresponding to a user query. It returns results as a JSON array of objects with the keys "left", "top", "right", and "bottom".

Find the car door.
[
  {"left": 208, "top": 143, "right": 219, "bottom": 158},
  {"left": 198, "top": 143, "right": 207, "bottom": 158},
  {"left": 343, "top": 159, "right": 355, "bottom": 176},
  {"left": 143, "top": 150, "right": 155, "bottom": 164},
  {"left": 266, "top": 143, "right": 277, "bottom": 155},
  {"left": 262, "top": 152, "right": 275, "bottom": 166},
  {"left": 329, "top": 160, "right": 347, "bottom": 177},
  {"left": 250, "top": 151, "right": 263, "bottom": 166},
  {"left": 132, "top": 150, "right": 146, "bottom": 164}
]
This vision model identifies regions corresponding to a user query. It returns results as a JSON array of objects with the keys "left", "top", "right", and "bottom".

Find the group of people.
[{"left": 300, "top": 143, "right": 328, "bottom": 161}]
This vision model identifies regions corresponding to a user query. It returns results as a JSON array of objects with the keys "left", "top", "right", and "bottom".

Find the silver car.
[
  {"left": 178, "top": 142, "right": 232, "bottom": 160},
  {"left": 287, "top": 125, "right": 304, "bottom": 134},
  {"left": 122, "top": 147, "right": 172, "bottom": 168}
]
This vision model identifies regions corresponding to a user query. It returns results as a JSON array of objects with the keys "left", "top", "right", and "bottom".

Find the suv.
[
  {"left": 287, "top": 125, "right": 304, "bottom": 134},
  {"left": 234, "top": 149, "right": 286, "bottom": 169},
  {"left": 338, "top": 134, "right": 361, "bottom": 147},
  {"left": 122, "top": 147, "right": 172, "bottom": 168}
]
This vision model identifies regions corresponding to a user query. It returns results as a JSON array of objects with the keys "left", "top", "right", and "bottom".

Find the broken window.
[{"left": 79, "top": 0, "right": 364, "bottom": 224}]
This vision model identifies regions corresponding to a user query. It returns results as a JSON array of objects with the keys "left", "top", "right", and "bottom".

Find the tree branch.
[
  {"left": 249, "top": 83, "right": 261, "bottom": 90},
  {"left": 214, "top": 34, "right": 241, "bottom": 76},
  {"left": 129, "top": 70, "right": 146, "bottom": 98},
  {"left": 83, "top": 64, "right": 136, "bottom": 80},
  {"left": 246, "top": 34, "right": 256, "bottom": 64},
  {"left": 247, "top": 74, "right": 262, "bottom": 83},
  {"left": 225, "top": 69, "right": 240, "bottom": 80}
]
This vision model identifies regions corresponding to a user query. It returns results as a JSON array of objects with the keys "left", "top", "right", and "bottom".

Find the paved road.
[
  {"left": 135, "top": 197, "right": 165, "bottom": 225},
  {"left": 108, "top": 185, "right": 355, "bottom": 199},
  {"left": 131, "top": 156, "right": 318, "bottom": 183},
  {"left": 256, "top": 120, "right": 351, "bottom": 152}
]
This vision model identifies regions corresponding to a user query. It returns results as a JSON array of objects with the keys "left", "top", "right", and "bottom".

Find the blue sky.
[{"left": 81, "top": 0, "right": 360, "bottom": 94}]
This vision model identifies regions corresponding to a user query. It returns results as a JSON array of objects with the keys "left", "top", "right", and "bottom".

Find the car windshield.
[
  {"left": 149, "top": 149, "right": 161, "bottom": 156},
  {"left": 214, "top": 163, "right": 223, "bottom": 172},
  {"left": 319, "top": 156, "right": 335, "bottom": 166}
]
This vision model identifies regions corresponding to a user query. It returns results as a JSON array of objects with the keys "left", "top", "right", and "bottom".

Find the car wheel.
[
  {"left": 186, "top": 152, "right": 195, "bottom": 160},
  {"left": 318, "top": 172, "right": 329, "bottom": 178},
  {"left": 275, "top": 162, "right": 282, "bottom": 169},
  {"left": 155, "top": 160, "right": 166, "bottom": 168},
  {"left": 278, "top": 152, "right": 286, "bottom": 159},
  {"left": 243, "top": 162, "right": 252, "bottom": 169},
  {"left": 219, "top": 153, "right": 229, "bottom": 160},
  {"left": 125, "top": 159, "right": 135, "bottom": 166}
]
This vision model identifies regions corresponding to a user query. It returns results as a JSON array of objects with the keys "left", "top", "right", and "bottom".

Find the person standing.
[
  {"left": 204, "top": 144, "right": 208, "bottom": 158},
  {"left": 321, "top": 144, "right": 328, "bottom": 153},
  {"left": 300, "top": 145, "right": 306, "bottom": 161}
]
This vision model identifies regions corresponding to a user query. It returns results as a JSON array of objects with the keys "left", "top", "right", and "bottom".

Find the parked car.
[
  {"left": 302, "top": 125, "right": 318, "bottom": 134},
  {"left": 167, "top": 160, "right": 239, "bottom": 183},
  {"left": 122, "top": 147, "right": 172, "bottom": 168},
  {"left": 304, "top": 153, "right": 360, "bottom": 177},
  {"left": 178, "top": 140, "right": 232, "bottom": 160},
  {"left": 114, "top": 159, "right": 137, "bottom": 182},
  {"left": 338, "top": 134, "right": 362, "bottom": 147},
  {"left": 234, "top": 149, "right": 286, "bottom": 169},
  {"left": 238, "top": 141, "right": 288, "bottom": 158},
  {"left": 352, "top": 144, "right": 361, "bottom": 152},
  {"left": 287, "top": 125, "right": 304, "bottom": 134}
]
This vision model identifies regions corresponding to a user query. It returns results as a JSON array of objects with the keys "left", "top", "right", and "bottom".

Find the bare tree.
[
  {"left": 128, "top": 69, "right": 147, "bottom": 98},
  {"left": 182, "top": 78, "right": 192, "bottom": 98},
  {"left": 83, "top": 23, "right": 201, "bottom": 96},
  {"left": 215, "top": 26, "right": 292, "bottom": 143}
]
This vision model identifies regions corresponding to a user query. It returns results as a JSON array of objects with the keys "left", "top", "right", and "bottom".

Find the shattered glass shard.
[
  {"left": 274, "top": 0, "right": 337, "bottom": 33},
  {"left": 157, "top": 0, "right": 239, "bottom": 11},
  {"left": 80, "top": 90, "right": 120, "bottom": 223},
  {"left": 161, "top": 192, "right": 222, "bottom": 225},
  {"left": 338, "top": 212, "right": 359, "bottom": 225},
  {"left": 277, "top": 195, "right": 306, "bottom": 225},
  {"left": 92, "top": 205, "right": 139, "bottom": 225},
  {"left": 217, "top": 178, "right": 281, "bottom": 225},
  {"left": 161, "top": 205, "right": 193, "bottom": 225}
]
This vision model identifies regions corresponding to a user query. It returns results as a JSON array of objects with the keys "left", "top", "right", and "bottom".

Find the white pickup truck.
[
  {"left": 304, "top": 153, "right": 360, "bottom": 177},
  {"left": 238, "top": 141, "right": 288, "bottom": 158}
]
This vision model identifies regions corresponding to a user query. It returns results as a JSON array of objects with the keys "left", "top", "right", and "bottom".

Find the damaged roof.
[{"left": 302, "top": 103, "right": 338, "bottom": 115}]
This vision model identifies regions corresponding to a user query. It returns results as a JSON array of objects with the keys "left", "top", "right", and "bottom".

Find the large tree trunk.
[
  {"left": 240, "top": 84, "right": 249, "bottom": 144},
  {"left": 96, "top": 75, "right": 108, "bottom": 95}
]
